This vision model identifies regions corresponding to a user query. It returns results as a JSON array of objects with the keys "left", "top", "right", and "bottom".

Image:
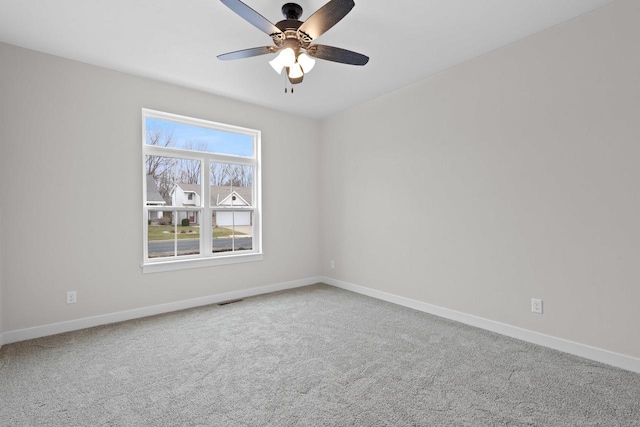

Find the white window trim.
[{"left": 142, "top": 108, "right": 262, "bottom": 273}]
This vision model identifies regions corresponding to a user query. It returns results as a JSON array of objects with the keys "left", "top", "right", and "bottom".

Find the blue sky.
[{"left": 146, "top": 118, "right": 253, "bottom": 157}]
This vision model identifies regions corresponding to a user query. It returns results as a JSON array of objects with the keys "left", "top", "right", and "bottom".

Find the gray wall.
[
  {"left": 0, "top": 42, "right": 321, "bottom": 332},
  {"left": 321, "top": 0, "right": 640, "bottom": 358},
  {"left": 0, "top": 208, "right": 3, "bottom": 344}
]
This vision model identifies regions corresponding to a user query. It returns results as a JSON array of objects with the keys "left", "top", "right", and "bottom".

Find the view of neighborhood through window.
[{"left": 142, "top": 109, "right": 261, "bottom": 270}]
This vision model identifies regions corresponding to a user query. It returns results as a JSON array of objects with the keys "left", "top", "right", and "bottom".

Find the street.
[{"left": 148, "top": 237, "right": 253, "bottom": 257}]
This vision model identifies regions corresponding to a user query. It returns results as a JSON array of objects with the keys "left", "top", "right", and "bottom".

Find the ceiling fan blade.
[
  {"left": 220, "top": 0, "right": 281, "bottom": 36},
  {"left": 307, "top": 44, "right": 369, "bottom": 65},
  {"left": 217, "top": 46, "right": 278, "bottom": 61},
  {"left": 297, "top": 0, "right": 355, "bottom": 41}
]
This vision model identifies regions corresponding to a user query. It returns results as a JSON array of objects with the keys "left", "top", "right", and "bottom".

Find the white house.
[
  {"left": 214, "top": 187, "right": 252, "bottom": 227},
  {"left": 170, "top": 183, "right": 201, "bottom": 225},
  {"left": 171, "top": 184, "right": 252, "bottom": 227}
]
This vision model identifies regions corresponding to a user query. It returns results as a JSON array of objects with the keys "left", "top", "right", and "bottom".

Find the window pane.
[
  {"left": 145, "top": 156, "right": 201, "bottom": 207},
  {"left": 210, "top": 163, "right": 253, "bottom": 208},
  {"left": 212, "top": 211, "right": 253, "bottom": 253},
  {"left": 148, "top": 211, "right": 201, "bottom": 258},
  {"left": 146, "top": 118, "right": 253, "bottom": 157}
]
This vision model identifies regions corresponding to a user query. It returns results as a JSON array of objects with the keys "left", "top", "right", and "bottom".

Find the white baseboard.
[
  {"left": 4, "top": 276, "right": 639, "bottom": 374},
  {"left": 2, "top": 276, "right": 323, "bottom": 346},
  {"left": 323, "top": 277, "right": 640, "bottom": 374}
]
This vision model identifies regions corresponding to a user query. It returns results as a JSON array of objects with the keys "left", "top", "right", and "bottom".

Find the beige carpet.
[{"left": 1, "top": 284, "right": 639, "bottom": 426}]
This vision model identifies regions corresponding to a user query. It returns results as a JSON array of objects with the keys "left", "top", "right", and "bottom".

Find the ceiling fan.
[{"left": 217, "top": 0, "right": 369, "bottom": 86}]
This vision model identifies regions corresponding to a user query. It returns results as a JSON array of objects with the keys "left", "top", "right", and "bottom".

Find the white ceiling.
[{"left": 0, "top": 0, "right": 614, "bottom": 119}]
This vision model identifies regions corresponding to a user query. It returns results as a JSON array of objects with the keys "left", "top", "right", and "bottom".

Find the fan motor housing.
[
  {"left": 273, "top": 20, "right": 306, "bottom": 47},
  {"left": 275, "top": 20, "right": 302, "bottom": 32}
]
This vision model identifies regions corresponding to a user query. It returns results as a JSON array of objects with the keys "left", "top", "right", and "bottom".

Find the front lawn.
[{"left": 148, "top": 225, "right": 245, "bottom": 241}]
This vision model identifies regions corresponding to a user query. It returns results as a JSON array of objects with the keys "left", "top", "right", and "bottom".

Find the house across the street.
[
  {"left": 146, "top": 174, "right": 165, "bottom": 220},
  {"left": 171, "top": 183, "right": 252, "bottom": 227}
]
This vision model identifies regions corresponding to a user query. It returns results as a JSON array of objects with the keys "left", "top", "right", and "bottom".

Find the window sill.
[{"left": 142, "top": 252, "right": 263, "bottom": 274}]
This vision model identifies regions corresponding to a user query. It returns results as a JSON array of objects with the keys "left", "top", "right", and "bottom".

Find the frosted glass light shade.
[
  {"left": 298, "top": 53, "right": 316, "bottom": 73},
  {"left": 269, "top": 57, "right": 284, "bottom": 74},
  {"left": 269, "top": 48, "right": 296, "bottom": 74},
  {"left": 288, "top": 62, "right": 303, "bottom": 79}
]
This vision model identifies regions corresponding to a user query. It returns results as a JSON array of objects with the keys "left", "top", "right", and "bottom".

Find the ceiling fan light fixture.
[
  {"left": 218, "top": 0, "right": 370, "bottom": 87},
  {"left": 298, "top": 53, "right": 316, "bottom": 73},
  {"left": 288, "top": 62, "right": 304, "bottom": 79}
]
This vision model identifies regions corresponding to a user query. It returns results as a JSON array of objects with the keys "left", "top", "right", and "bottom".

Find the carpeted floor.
[{"left": 1, "top": 284, "right": 639, "bottom": 426}]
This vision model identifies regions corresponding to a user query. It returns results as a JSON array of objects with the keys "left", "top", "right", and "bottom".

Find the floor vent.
[{"left": 217, "top": 299, "right": 244, "bottom": 306}]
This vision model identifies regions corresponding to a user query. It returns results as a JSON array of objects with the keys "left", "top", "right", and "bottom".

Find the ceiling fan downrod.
[{"left": 281, "top": 3, "right": 303, "bottom": 20}]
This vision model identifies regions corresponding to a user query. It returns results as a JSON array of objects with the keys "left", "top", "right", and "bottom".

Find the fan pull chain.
[{"left": 283, "top": 73, "right": 294, "bottom": 94}]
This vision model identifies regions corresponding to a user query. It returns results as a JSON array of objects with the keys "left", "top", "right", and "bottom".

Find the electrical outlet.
[
  {"left": 330, "top": 260, "right": 335, "bottom": 269},
  {"left": 67, "top": 291, "right": 77, "bottom": 304},
  {"left": 531, "top": 298, "right": 543, "bottom": 314}
]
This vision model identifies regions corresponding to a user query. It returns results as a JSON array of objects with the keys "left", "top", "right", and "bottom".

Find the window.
[{"left": 142, "top": 109, "right": 262, "bottom": 273}]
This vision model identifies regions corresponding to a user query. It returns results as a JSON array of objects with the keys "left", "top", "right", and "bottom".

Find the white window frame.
[{"left": 142, "top": 109, "right": 262, "bottom": 273}]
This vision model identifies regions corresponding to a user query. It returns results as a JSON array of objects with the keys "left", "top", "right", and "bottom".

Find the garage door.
[{"left": 216, "top": 211, "right": 251, "bottom": 226}]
